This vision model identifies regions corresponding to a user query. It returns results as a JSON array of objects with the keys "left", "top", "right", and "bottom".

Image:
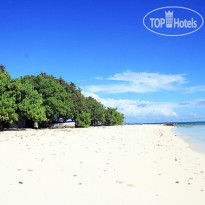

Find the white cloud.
[
  {"left": 86, "top": 71, "right": 187, "bottom": 93},
  {"left": 185, "top": 85, "right": 205, "bottom": 93},
  {"left": 108, "top": 71, "right": 186, "bottom": 85},
  {"left": 95, "top": 76, "right": 104, "bottom": 80},
  {"left": 82, "top": 71, "right": 205, "bottom": 122},
  {"left": 83, "top": 91, "right": 205, "bottom": 122},
  {"left": 83, "top": 92, "right": 177, "bottom": 118}
]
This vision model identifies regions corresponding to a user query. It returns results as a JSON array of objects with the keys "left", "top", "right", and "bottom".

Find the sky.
[{"left": 0, "top": 0, "right": 205, "bottom": 123}]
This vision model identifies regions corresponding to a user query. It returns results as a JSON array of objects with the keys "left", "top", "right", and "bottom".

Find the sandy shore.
[{"left": 0, "top": 125, "right": 204, "bottom": 205}]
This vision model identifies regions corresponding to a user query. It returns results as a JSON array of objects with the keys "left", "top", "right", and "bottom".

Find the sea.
[
  {"left": 126, "top": 122, "right": 205, "bottom": 154},
  {"left": 172, "top": 122, "right": 205, "bottom": 154}
]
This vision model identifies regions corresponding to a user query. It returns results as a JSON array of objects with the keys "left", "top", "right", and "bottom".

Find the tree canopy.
[
  {"left": 104, "top": 107, "right": 124, "bottom": 126},
  {"left": 18, "top": 80, "right": 47, "bottom": 123},
  {"left": 0, "top": 64, "right": 6, "bottom": 72},
  {"left": 86, "top": 96, "right": 105, "bottom": 126},
  {"left": 0, "top": 71, "right": 19, "bottom": 129},
  {"left": 21, "top": 73, "right": 73, "bottom": 121},
  {"left": 0, "top": 69, "right": 124, "bottom": 129}
]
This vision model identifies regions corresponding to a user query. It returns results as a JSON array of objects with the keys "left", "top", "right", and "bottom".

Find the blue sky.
[{"left": 0, "top": 0, "right": 205, "bottom": 123}]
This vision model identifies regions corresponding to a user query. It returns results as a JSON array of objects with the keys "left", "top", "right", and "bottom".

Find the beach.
[{"left": 0, "top": 125, "right": 205, "bottom": 205}]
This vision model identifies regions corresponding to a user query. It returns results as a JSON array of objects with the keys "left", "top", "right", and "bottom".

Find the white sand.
[{"left": 0, "top": 125, "right": 204, "bottom": 205}]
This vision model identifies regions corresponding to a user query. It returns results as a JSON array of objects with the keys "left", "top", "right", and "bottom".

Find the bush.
[
  {"left": 76, "top": 111, "right": 91, "bottom": 128},
  {"left": 105, "top": 107, "right": 124, "bottom": 126}
]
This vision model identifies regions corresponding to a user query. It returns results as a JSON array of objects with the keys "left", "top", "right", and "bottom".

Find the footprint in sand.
[
  {"left": 127, "top": 184, "right": 135, "bottom": 187},
  {"left": 116, "top": 180, "right": 123, "bottom": 184}
]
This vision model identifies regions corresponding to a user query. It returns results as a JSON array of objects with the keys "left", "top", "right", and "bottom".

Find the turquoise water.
[{"left": 173, "top": 125, "right": 205, "bottom": 154}]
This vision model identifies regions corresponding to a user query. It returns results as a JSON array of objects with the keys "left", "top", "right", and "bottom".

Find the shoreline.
[
  {"left": 172, "top": 126, "right": 205, "bottom": 155},
  {"left": 0, "top": 125, "right": 205, "bottom": 205}
]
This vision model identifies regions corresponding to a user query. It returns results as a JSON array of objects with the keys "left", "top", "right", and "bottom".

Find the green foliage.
[
  {"left": 0, "top": 71, "right": 19, "bottom": 129},
  {"left": 18, "top": 81, "right": 47, "bottom": 123},
  {"left": 105, "top": 107, "right": 125, "bottom": 126},
  {"left": 58, "top": 81, "right": 88, "bottom": 125},
  {"left": 76, "top": 111, "right": 91, "bottom": 128},
  {"left": 86, "top": 96, "right": 105, "bottom": 126},
  {"left": 0, "top": 68, "right": 125, "bottom": 129},
  {"left": 0, "top": 71, "right": 47, "bottom": 128},
  {"left": 68, "top": 82, "right": 88, "bottom": 121},
  {"left": 21, "top": 73, "right": 73, "bottom": 121}
]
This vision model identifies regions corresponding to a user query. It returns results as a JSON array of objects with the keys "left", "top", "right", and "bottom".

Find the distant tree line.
[{"left": 0, "top": 65, "right": 124, "bottom": 130}]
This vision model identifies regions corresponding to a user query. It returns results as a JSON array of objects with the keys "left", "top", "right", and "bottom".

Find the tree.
[
  {"left": 86, "top": 96, "right": 105, "bottom": 126},
  {"left": 76, "top": 111, "right": 91, "bottom": 128},
  {"left": 105, "top": 107, "right": 124, "bottom": 126},
  {"left": 1, "top": 69, "right": 125, "bottom": 130},
  {"left": 67, "top": 82, "right": 88, "bottom": 125},
  {"left": 0, "top": 71, "right": 19, "bottom": 129},
  {"left": 18, "top": 81, "right": 47, "bottom": 124},
  {"left": 21, "top": 73, "right": 73, "bottom": 122},
  {"left": 0, "top": 71, "right": 47, "bottom": 129},
  {"left": 0, "top": 64, "right": 6, "bottom": 72}
]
